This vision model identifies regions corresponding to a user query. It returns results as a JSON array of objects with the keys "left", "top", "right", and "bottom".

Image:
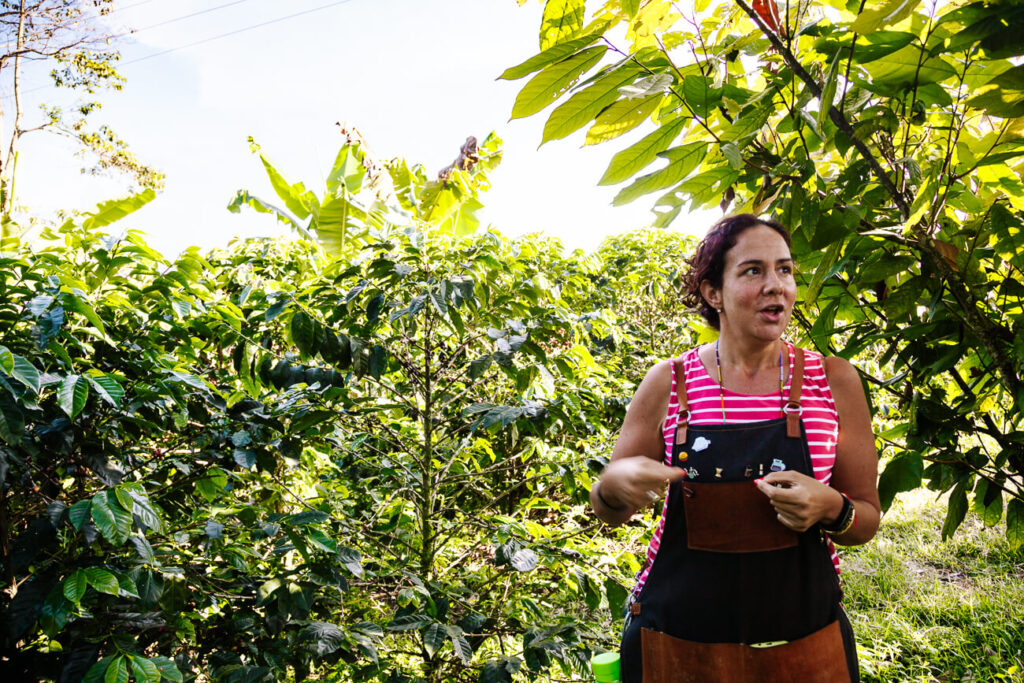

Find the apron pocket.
[
  {"left": 640, "top": 620, "right": 850, "bottom": 683},
  {"left": 682, "top": 481, "right": 798, "bottom": 553}
]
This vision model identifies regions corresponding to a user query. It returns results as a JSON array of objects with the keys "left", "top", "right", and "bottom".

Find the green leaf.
[
  {"left": 69, "top": 500, "right": 92, "bottom": 531},
  {"left": 850, "top": 0, "right": 922, "bottom": 33},
  {"left": 10, "top": 354, "right": 40, "bottom": 393},
  {"left": 63, "top": 293, "right": 108, "bottom": 337},
  {"left": 584, "top": 93, "right": 663, "bottom": 146},
  {"left": 84, "top": 370, "right": 124, "bottom": 408},
  {"left": 818, "top": 49, "right": 843, "bottom": 133},
  {"left": 63, "top": 569, "right": 87, "bottom": 603},
  {"left": 0, "top": 346, "right": 13, "bottom": 375},
  {"left": 258, "top": 151, "right": 313, "bottom": 221},
  {"left": 540, "top": 0, "right": 585, "bottom": 50},
  {"left": 500, "top": 32, "right": 606, "bottom": 80},
  {"left": 941, "top": 478, "right": 970, "bottom": 541},
  {"left": 84, "top": 657, "right": 114, "bottom": 683},
  {"left": 967, "top": 64, "right": 1024, "bottom": 119},
  {"left": 59, "top": 375, "right": 89, "bottom": 419},
  {"left": 877, "top": 452, "right": 923, "bottom": 511},
  {"left": 81, "top": 190, "right": 157, "bottom": 231},
  {"left": 83, "top": 567, "right": 119, "bottom": 596},
  {"left": 290, "top": 311, "right": 323, "bottom": 356},
  {"left": 303, "top": 621, "right": 345, "bottom": 656},
  {"left": 150, "top": 657, "right": 182, "bottom": 683},
  {"left": 226, "top": 190, "right": 308, "bottom": 236},
  {"left": 602, "top": 118, "right": 690, "bottom": 184},
  {"left": 542, "top": 67, "right": 640, "bottom": 144},
  {"left": 387, "top": 614, "right": 432, "bottom": 631},
  {"left": 866, "top": 46, "right": 957, "bottom": 89},
  {"left": 195, "top": 467, "right": 228, "bottom": 502},
  {"left": 605, "top": 577, "right": 628, "bottom": 620},
  {"left": 1008, "top": 499, "right": 1024, "bottom": 550},
  {"left": 451, "top": 630, "right": 474, "bottom": 664},
  {"left": 423, "top": 622, "right": 446, "bottom": 658},
  {"left": 129, "top": 656, "right": 162, "bottom": 683},
  {"left": 612, "top": 141, "right": 706, "bottom": 205},
  {"left": 510, "top": 46, "right": 607, "bottom": 120},
  {"left": 510, "top": 548, "right": 539, "bottom": 572},
  {"left": 804, "top": 240, "right": 843, "bottom": 306},
  {"left": 104, "top": 655, "right": 128, "bottom": 683},
  {"left": 91, "top": 491, "right": 118, "bottom": 544}
]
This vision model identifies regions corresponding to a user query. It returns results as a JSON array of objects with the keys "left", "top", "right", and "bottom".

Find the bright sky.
[{"left": 11, "top": 0, "right": 711, "bottom": 257}]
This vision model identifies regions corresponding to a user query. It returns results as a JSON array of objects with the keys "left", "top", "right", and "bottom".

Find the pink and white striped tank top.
[{"left": 633, "top": 343, "right": 841, "bottom": 597}]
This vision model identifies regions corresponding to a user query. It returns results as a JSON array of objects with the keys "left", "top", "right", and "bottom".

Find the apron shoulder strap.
[
  {"left": 673, "top": 356, "right": 690, "bottom": 445},
  {"left": 785, "top": 346, "right": 805, "bottom": 438}
]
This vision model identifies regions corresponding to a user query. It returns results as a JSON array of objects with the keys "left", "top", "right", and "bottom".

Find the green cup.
[{"left": 591, "top": 651, "right": 621, "bottom": 683}]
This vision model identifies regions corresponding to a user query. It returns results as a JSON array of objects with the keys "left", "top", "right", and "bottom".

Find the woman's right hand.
[{"left": 598, "top": 456, "right": 687, "bottom": 510}]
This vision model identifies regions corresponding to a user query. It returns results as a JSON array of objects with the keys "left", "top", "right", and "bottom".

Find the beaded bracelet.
[
  {"left": 595, "top": 481, "right": 627, "bottom": 512},
  {"left": 821, "top": 492, "right": 856, "bottom": 536}
]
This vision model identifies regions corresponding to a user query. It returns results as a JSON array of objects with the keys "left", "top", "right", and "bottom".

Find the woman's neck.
[{"left": 715, "top": 335, "right": 785, "bottom": 378}]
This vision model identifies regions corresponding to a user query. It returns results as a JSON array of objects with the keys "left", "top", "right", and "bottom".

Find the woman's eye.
[{"left": 744, "top": 266, "right": 760, "bottom": 275}]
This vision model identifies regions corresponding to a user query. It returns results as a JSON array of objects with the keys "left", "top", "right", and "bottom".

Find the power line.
[
  {"left": 122, "top": 0, "right": 358, "bottom": 66},
  {"left": 1, "top": 0, "right": 358, "bottom": 100}
]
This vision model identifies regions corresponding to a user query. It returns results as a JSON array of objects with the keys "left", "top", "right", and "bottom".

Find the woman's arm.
[
  {"left": 819, "top": 355, "right": 881, "bottom": 545},
  {"left": 590, "top": 360, "right": 687, "bottom": 526},
  {"left": 756, "top": 356, "right": 881, "bottom": 545}
]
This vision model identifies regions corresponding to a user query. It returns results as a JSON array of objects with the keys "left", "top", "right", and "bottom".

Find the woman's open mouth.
[{"left": 760, "top": 304, "right": 785, "bottom": 320}]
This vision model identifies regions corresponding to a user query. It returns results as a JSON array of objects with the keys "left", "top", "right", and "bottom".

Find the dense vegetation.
[
  {"left": 506, "top": 0, "right": 1024, "bottom": 540},
  {"left": 2, "top": 0, "right": 1024, "bottom": 680}
]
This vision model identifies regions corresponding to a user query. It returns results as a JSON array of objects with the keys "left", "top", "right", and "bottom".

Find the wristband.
[
  {"left": 821, "top": 492, "right": 856, "bottom": 536},
  {"left": 596, "top": 481, "right": 627, "bottom": 512}
]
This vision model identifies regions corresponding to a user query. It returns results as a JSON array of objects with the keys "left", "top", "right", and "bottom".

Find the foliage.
[
  {"left": 842, "top": 490, "right": 1023, "bottom": 680},
  {"left": 0, "top": 131, "right": 662, "bottom": 680},
  {"left": 509, "top": 0, "right": 1024, "bottom": 544},
  {"left": 0, "top": 0, "right": 163, "bottom": 216}
]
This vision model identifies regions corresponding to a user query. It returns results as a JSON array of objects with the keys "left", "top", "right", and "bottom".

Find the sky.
[{"left": 9, "top": 0, "right": 713, "bottom": 257}]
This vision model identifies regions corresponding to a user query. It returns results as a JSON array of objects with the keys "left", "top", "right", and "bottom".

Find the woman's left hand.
[{"left": 755, "top": 470, "right": 843, "bottom": 533}]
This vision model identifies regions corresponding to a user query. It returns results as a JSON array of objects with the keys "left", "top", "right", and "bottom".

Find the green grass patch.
[{"left": 842, "top": 490, "right": 1024, "bottom": 682}]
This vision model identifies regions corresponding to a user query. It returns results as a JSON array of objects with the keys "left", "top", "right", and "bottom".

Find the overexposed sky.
[{"left": 9, "top": 0, "right": 712, "bottom": 257}]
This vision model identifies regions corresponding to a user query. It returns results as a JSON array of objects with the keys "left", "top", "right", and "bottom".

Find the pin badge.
[
  {"left": 744, "top": 466, "right": 753, "bottom": 478},
  {"left": 758, "top": 463, "right": 765, "bottom": 476},
  {"left": 693, "top": 437, "right": 711, "bottom": 452},
  {"left": 687, "top": 467, "right": 699, "bottom": 479},
  {"left": 715, "top": 467, "right": 723, "bottom": 479},
  {"left": 770, "top": 458, "right": 786, "bottom": 472},
  {"left": 679, "top": 451, "right": 689, "bottom": 462}
]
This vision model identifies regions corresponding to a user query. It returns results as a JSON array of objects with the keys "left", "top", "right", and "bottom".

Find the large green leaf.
[
  {"left": 0, "top": 346, "right": 14, "bottom": 375},
  {"left": 63, "top": 570, "right": 87, "bottom": 603},
  {"left": 540, "top": 0, "right": 585, "bottom": 50},
  {"left": 967, "top": 64, "right": 1024, "bottom": 118},
  {"left": 850, "top": 0, "right": 922, "bottom": 33},
  {"left": 598, "top": 118, "right": 688, "bottom": 185},
  {"left": 941, "top": 478, "right": 970, "bottom": 540},
  {"left": 510, "top": 46, "right": 607, "bottom": 120},
  {"left": 81, "top": 189, "right": 157, "bottom": 231},
  {"left": 84, "top": 567, "right": 120, "bottom": 595},
  {"left": 128, "top": 656, "right": 161, "bottom": 683},
  {"left": 1008, "top": 499, "right": 1024, "bottom": 549},
  {"left": 258, "top": 151, "right": 314, "bottom": 221},
  {"left": 612, "top": 142, "right": 707, "bottom": 205},
  {"left": 59, "top": 375, "right": 89, "bottom": 419},
  {"left": 84, "top": 370, "right": 124, "bottom": 408},
  {"left": 10, "top": 354, "right": 40, "bottom": 393},
  {"left": 500, "top": 31, "right": 607, "bottom": 80},
  {"left": 584, "top": 93, "right": 663, "bottom": 146}
]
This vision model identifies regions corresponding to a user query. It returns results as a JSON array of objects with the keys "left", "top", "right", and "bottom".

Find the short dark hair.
[{"left": 681, "top": 214, "right": 792, "bottom": 330}]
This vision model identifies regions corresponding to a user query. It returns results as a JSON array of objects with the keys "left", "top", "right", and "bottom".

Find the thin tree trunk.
[{"left": 2, "top": 5, "right": 27, "bottom": 214}]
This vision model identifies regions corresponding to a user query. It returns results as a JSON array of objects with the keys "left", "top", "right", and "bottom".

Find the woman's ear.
[{"left": 700, "top": 280, "right": 721, "bottom": 311}]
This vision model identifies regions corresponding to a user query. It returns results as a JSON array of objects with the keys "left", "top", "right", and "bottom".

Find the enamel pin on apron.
[{"left": 692, "top": 436, "right": 711, "bottom": 452}]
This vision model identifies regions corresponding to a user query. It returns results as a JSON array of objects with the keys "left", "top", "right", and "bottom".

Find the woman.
[{"left": 591, "top": 214, "right": 880, "bottom": 682}]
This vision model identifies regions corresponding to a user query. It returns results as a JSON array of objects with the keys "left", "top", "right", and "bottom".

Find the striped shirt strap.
[
  {"left": 785, "top": 346, "right": 805, "bottom": 438},
  {"left": 673, "top": 357, "right": 689, "bottom": 446}
]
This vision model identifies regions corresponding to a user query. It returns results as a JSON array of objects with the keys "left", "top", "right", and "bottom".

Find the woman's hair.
[{"left": 681, "top": 213, "right": 792, "bottom": 330}]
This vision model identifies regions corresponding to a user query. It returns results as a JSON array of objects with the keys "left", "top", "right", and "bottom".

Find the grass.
[{"left": 841, "top": 489, "right": 1024, "bottom": 682}]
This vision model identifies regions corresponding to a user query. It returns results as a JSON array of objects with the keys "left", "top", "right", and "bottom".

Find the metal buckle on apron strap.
[
  {"left": 783, "top": 400, "right": 802, "bottom": 438},
  {"left": 674, "top": 409, "right": 691, "bottom": 446}
]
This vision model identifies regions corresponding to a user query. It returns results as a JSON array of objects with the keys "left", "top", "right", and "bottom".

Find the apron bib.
[{"left": 619, "top": 347, "right": 858, "bottom": 682}]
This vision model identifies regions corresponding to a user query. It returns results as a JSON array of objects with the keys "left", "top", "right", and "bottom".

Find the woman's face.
[{"left": 702, "top": 225, "right": 796, "bottom": 342}]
